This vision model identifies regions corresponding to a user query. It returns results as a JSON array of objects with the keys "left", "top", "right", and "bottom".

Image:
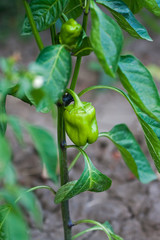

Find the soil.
[{"left": 1, "top": 26, "right": 160, "bottom": 240}]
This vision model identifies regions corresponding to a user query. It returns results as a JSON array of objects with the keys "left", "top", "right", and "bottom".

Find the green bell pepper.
[{"left": 64, "top": 90, "right": 98, "bottom": 146}]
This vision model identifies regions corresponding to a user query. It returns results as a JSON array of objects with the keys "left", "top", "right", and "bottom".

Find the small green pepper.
[
  {"left": 59, "top": 19, "right": 83, "bottom": 49},
  {"left": 64, "top": 90, "right": 98, "bottom": 146}
]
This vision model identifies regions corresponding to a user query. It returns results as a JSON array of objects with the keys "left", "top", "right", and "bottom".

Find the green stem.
[
  {"left": 57, "top": 104, "right": 72, "bottom": 240},
  {"left": 68, "top": 143, "right": 88, "bottom": 171},
  {"left": 50, "top": 24, "right": 56, "bottom": 45},
  {"left": 78, "top": 84, "right": 138, "bottom": 121},
  {"left": 68, "top": 130, "right": 116, "bottom": 171},
  {"left": 69, "top": 0, "right": 90, "bottom": 91},
  {"left": 78, "top": 85, "right": 133, "bottom": 107},
  {"left": 15, "top": 185, "right": 56, "bottom": 203},
  {"left": 70, "top": 57, "right": 82, "bottom": 91},
  {"left": 23, "top": 0, "right": 44, "bottom": 51},
  {"left": 65, "top": 89, "right": 83, "bottom": 108},
  {"left": 72, "top": 228, "right": 93, "bottom": 240},
  {"left": 73, "top": 219, "right": 112, "bottom": 240},
  {"left": 0, "top": 94, "right": 7, "bottom": 136},
  {"left": 61, "top": 13, "right": 69, "bottom": 22},
  {"left": 82, "top": 0, "right": 90, "bottom": 32}
]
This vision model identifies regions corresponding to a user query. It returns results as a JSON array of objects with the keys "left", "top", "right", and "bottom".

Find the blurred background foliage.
[
  {"left": 1, "top": 0, "right": 160, "bottom": 84},
  {"left": 0, "top": 0, "right": 24, "bottom": 41}
]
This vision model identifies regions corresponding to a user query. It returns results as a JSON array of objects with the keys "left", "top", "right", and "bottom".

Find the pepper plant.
[{"left": 1, "top": 0, "right": 160, "bottom": 239}]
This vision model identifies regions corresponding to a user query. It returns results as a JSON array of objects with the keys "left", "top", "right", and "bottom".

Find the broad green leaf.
[
  {"left": 55, "top": 149, "right": 111, "bottom": 203},
  {"left": 90, "top": 1, "right": 123, "bottom": 77},
  {"left": 144, "top": 0, "right": 160, "bottom": 16},
  {"left": 135, "top": 108, "right": 160, "bottom": 172},
  {"left": 36, "top": 45, "right": 71, "bottom": 108},
  {"left": 0, "top": 135, "right": 11, "bottom": 179},
  {"left": 64, "top": 0, "right": 85, "bottom": 19},
  {"left": 96, "top": 0, "right": 152, "bottom": 41},
  {"left": 0, "top": 205, "right": 8, "bottom": 240},
  {"left": 5, "top": 206, "right": 28, "bottom": 240},
  {"left": 122, "top": 0, "right": 144, "bottom": 13},
  {"left": 116, "top": 89, "right": 160, "bottom": 173},
  {"left": 100, "top": 124, "right": 157, "bottom": 183},
  {"left": 22, "top": 0, "right": 69, "bottom": 35},
  {"left": 73, "top": 37, "right": 93, "bottom": 57},
  {"left": 26, "top": 124, "right": 58, "bottom": 182},
  {"left": 0, "top": 200, "right": 28, "bottom": 240},
  {"left": 118, "top": 55, "right": 160, "bottom": 122}
]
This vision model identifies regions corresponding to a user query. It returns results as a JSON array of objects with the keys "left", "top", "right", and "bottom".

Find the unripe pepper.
[
  {"left": 59, "top": 19, "right": 83, "bottom": 49},
  {"left": 64, "top": 90, "right": 98, "bottom": 146}
]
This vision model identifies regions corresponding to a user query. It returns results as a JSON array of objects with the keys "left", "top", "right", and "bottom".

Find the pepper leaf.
[
  {"left": 135, "top": 107, "right": 160, "bottom": 173},
  {"left": 96, "top": 0, "right": 152, "bottom": 41},
  {"left": 8, "top": 116, "right": 24, "bottom": 144},
  {"left": 0, "top": 204, "right": 29, "bottom": 240},
  {"left": 122, "top": 0, "right": 144, "bottom": 13},
  {"left": 72, "top": 37, "right": 93, "bottom": 57},
  {"left": 35, "top": 45, "right": 71, "bottom": 110},
  {"left": 0, "top": 186, "right": 42, "bottom": 229},
  {"left": 22, "top": 0, "right": 69, "bottom": 35},
  {"left": 100, "top": 124, "right": 157, "bottom": 184},
  {"left": 118, "top": 55, "right": 160, "bottom": 122},
  {"left": 90, "top": 1, "right": 123, "bottom": 77},
  {"left": 0, "top": 135, "right": 12, "bottom": 179},
  {"left": 112, "top": 88, "right": 160, "bottom": 173},
  {"left": 143, "top": 0, "right": 160, "bottom": 16},
  {"left": 54, "top": 149, "right": 112, "bottom": 203},
  {"left": 26, "top": 124, "right": 58, "bottom": 182},
  {"left": 64, "top": 0, "right": 85, "bottom": 19}
]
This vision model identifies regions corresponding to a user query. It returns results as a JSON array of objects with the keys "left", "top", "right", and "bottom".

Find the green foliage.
[
  {"left": 64, "top": 0, "right": 85, "bottom": 20},
  {"left": 22, "top": 0, "right": 69, "bottom": 35},
  {"left": 118, "top": 55, "right": 160, "bottom": 122},
  {"left": 1, "top": 0, "right": 160, "bottom": 239},
  {"left": 36, "top": 45, "right": 72, "bottom": 110},
  {"left": 136, "top": 109, "right": 160, "bottom": 172},
  {"left": 100, "top": 124, "right": 157, "bottom": 183},
  {"left": 26, "top": 124, "right": 58, "bottom": 182},
  {"left": 122, "top": 0, "right": 144, "bottom": 13},
  {"left": 72, "top": 37, "right": 93, "bottom": 57},
  {"left": 144, "top": 0, "right": 160, "bottom": 16},
  {"left": 55, "top": 147, "right": 111, "bottom": 203},
  {"left": 73, "top": 220, "right": 123, "bottom": 240},
  {"left": 96, "top": 0, "right": 152, "bottom": 40},
  {"left": 90, "top": 1, "right": 123, "bottom": 77},
  {"left": 0, "top": 135, "right": 12, "bottom": 179}
]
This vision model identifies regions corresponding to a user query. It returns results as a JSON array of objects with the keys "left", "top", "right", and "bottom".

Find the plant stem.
[
  {"left": 61, "top": 13, "right": 69, "bottom": 22},
  {"left": 50, "top": 24, "right": 56, "bottom": 45},
  {"left": 70, "top": 57, "right": 82, "bottom": 90},
  {"left": 68, "top": 143, "right": 88, "bottom": 171},
  {"left": 23, "top": 0, "right": 44, "bottom": 51},
  {"left": 57, "top": 103, "right": 72, "bottom": 240},
  {"left": 0, "top": 94, "right": 7, "bottom": 135},
  {"left": 82, "top": 0, "right": 90, "bottom": 32},
  {"left": 69, "top": 0, "right": 90, "bottom": 91},
  {"left": 65, "top": 89, "right": 83, "bottom": 107},
  {"left": 73, "top": 219, "right": 112, "bottom": 240}
]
